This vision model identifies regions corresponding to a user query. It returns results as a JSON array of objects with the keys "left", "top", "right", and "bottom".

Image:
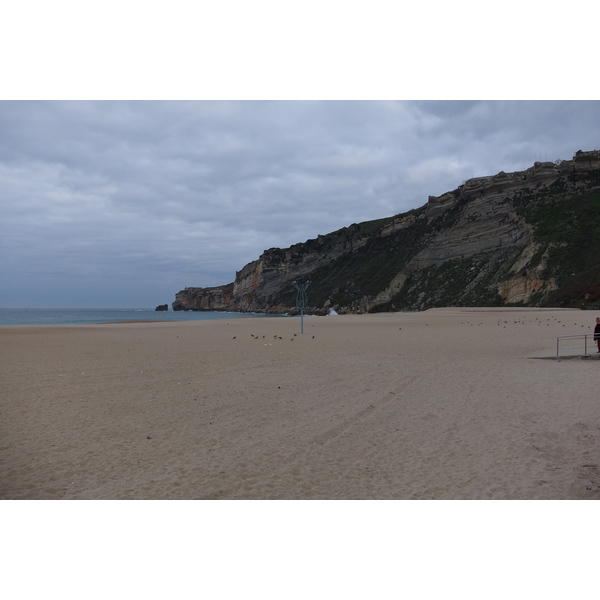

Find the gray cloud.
[{"left": 1, "top": 100, "right": 599, "bottom": 307}]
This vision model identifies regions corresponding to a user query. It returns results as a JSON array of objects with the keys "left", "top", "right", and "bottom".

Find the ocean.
[{"left": 0, "top": 308, "right": 286, "bottom": 326}]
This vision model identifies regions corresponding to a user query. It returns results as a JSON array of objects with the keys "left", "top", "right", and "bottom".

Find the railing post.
[{"left": 556, "top": 333, "right": 595, "bottom": 358}]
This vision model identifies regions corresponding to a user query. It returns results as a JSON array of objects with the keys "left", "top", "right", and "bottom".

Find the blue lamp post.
[{"left": 292, "top": 281, "right": 310, "bottom": 333}]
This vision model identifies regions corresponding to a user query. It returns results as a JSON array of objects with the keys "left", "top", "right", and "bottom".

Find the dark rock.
[{"left": 155, "top": 304, "right": 168, "bottom": 311}]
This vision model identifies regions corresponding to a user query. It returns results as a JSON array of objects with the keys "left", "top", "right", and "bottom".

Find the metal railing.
[{"left": 556, "top": 333, "right": 598, "bottom": 358}]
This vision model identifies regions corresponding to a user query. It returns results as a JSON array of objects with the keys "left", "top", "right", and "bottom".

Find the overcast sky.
[{"left": 1, "top": 100, "right": 599, "bottom": 308}]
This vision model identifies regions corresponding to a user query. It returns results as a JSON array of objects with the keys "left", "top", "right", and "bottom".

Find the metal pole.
[{"left": 292, "top": 281, "right": 310, "bottom": 334}]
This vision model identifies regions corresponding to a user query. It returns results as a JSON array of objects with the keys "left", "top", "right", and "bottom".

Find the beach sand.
[{"left": 1, "top": 307, "right": 599, "bottom": 500}]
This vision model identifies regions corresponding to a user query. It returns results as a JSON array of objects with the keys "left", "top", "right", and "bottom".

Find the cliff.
[
  {"left": 172, "top": 284, "right": 234, "bottom": 311},
  {"left": 173, "top": 150, "right": 600, "bottom": 313}
]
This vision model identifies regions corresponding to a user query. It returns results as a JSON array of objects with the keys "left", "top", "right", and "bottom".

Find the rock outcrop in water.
[{"left": 173, "top": 150, "right": 600, "bottom": 313}]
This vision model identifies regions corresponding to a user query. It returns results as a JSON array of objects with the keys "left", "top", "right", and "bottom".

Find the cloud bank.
[{"left": 1, "top": 100, "right": 599, "bottom": 307}]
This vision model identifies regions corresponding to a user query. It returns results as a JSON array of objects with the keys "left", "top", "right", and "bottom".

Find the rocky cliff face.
[
  {"left": 172, "top": 284, "right": 234, "bottom": 311},
  {"left": 173, "top": 151, "right": 600, "bottom": 313}
]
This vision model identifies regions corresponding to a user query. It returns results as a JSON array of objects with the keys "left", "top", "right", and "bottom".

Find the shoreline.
[{"left": 0, "top": 307, "right": 289, "bottom": 327}]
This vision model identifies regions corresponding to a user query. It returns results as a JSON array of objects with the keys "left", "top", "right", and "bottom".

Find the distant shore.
[{"left": 1, "top": 308, "right": 598, "bottom": 499}]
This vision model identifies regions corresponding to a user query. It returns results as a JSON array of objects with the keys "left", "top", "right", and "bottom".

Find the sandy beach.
[{"left": 1, "top": 307, "right": 599, "bottom": 500}]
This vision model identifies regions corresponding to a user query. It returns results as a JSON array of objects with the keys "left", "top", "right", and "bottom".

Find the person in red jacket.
[{"left": 594, "top": 317, "right": 600, "bottom": 353}]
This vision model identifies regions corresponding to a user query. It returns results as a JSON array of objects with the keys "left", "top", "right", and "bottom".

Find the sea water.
[{"left": 0, "top": 308, "right": 286, "bottom": 326}]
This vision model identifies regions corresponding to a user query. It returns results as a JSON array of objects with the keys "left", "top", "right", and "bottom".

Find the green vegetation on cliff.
[{"left": 511, "top": 169, "right": 600, "bottom": 306}]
